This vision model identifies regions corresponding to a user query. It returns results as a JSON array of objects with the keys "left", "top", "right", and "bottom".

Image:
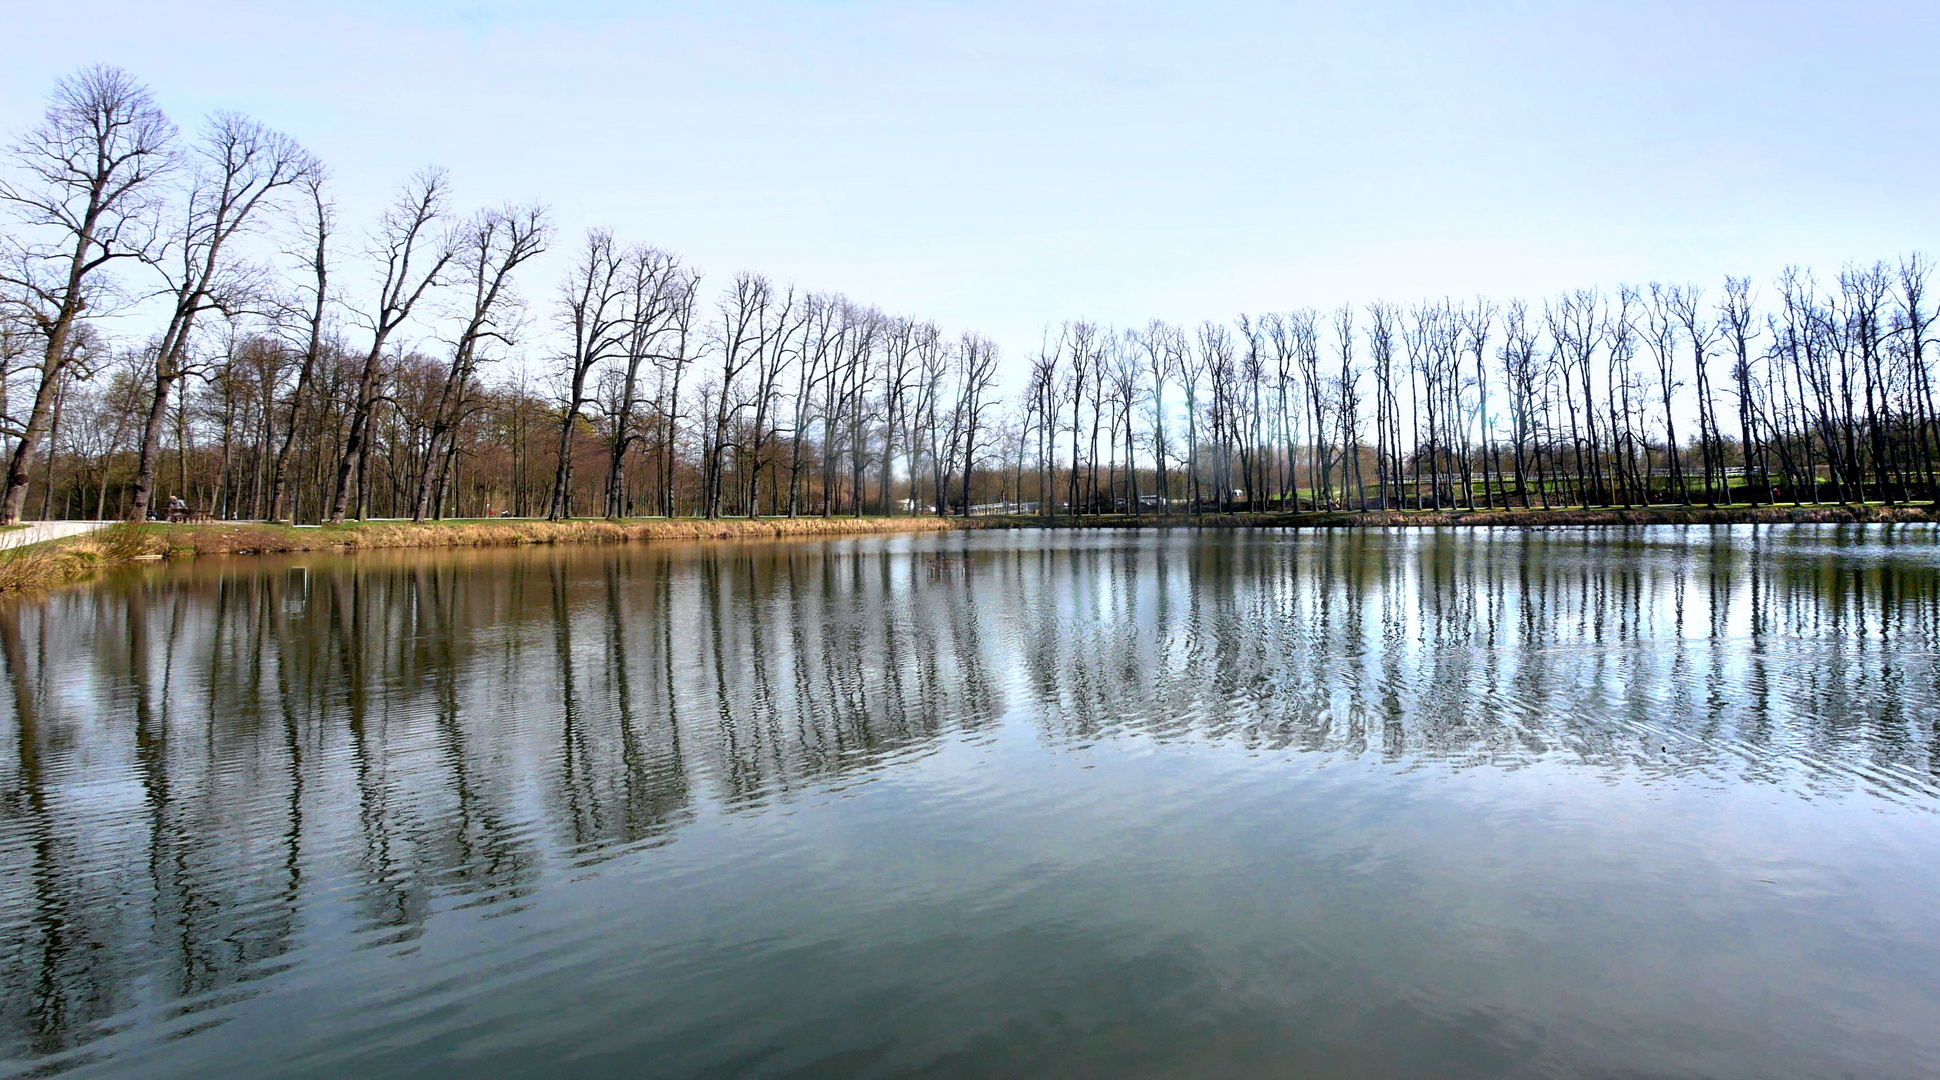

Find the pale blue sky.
[{"left": 4, "top": 1, "right": 1936, "bottom": 361}]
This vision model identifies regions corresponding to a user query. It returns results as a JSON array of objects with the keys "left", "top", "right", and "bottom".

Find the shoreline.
[
  {"left": 970, "top": 503, "right": 1940, "bottom": 530},
  {"left": 148, "top": 514, "right": 961, "bottom": 555},
  {"left": 3, "top": 504, "right": 1934, "bottom": 595},
  {"left": 0, "top": 515, "right": 959, "bottom": 595}
]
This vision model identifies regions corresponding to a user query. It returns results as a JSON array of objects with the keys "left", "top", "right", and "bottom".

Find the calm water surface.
[{"left": 4, "top": 526, "right": 1940, "bottom": 1078}]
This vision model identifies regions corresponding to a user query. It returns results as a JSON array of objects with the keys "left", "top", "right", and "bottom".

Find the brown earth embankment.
[{"left": 0, "top": 516, "right": 961, "bottom": 594}]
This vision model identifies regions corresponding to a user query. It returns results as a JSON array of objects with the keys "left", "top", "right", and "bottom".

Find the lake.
[{"left": 4, "top": 525, "right": 1940, "bottom": 1078}]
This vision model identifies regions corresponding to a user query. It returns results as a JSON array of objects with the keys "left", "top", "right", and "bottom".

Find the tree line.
[
  {"left": 4, "top": 66, "right": 1936, "bottom": 526},
  {"left": 0, "top": 66, "right": 1004, "bottom": 525},
  {"left": 1021, "top": 262, "right": 1935, "bottom": 517}
]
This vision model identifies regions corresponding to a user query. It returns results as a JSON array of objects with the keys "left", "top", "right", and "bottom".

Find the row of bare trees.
[
  {"left": 1009, "top": 261, "right": 1938, "bottom": 516},
  {"left": 7, "top": 67, "right": 1939, "bottom": 525},
  {"left": 0, "top": 67, "right": 1006, "bottom": 523}
]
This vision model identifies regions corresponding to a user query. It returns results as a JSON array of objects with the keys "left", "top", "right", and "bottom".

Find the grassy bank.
[
  {"left": 0, "top": 516, "right": 961, "bottom": 594},
  {"left": 0, "top": 524, "right": 155, "bottom": 594},
  {"left": 972, "top": 503, "right": 1940, "bottom": 529},
  {"left": 5, "top": 504, "right": 1935, "bottom": 595}
]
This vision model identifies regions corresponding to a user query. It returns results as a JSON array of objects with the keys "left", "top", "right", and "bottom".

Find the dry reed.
[
  {"left": 147, "top": 515, "right": 961, "bottom": 556},
  {"left": 0, "top": 544, "right": 86, "bottom": 593}
]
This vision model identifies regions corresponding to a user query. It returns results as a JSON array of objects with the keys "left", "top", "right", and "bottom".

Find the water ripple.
[{"left": 1, "top": 526, "right": 1938, "bottom": 1076}]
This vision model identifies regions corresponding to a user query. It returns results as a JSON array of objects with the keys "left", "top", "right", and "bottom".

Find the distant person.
[{"left": 166, "top": 495, "right": 188, "bottom": 523}]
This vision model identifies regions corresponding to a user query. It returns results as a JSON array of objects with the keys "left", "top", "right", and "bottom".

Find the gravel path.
[{"left": 0, "top": 520, "right": 114, "bottom": 550}]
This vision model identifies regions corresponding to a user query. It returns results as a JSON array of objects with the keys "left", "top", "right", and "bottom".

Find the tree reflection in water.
[{"left": 0, "top": 525, "right": 1936, "bottom": 1071}]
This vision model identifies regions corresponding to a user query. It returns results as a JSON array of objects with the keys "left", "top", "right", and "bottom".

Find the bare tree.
[
  {"left": 900, "top": 320, "right": 943, "bottom": 515},
  {"left": 1336, "top": 304, "right": 1366, "bottom": 509},
  {"left": 329, "top": 169, "right": 453, "bottom": 523},
  {"left": 741, "top": 285, "right": 799, "bottom": 516},
  {"left": 1668, "top": 284, "right": 1722, "bottom": 505},
  {"left": 1108, "top": 333, "right": 1145, "bottom": 514},
  {"left": 701, "top": 273, "right": 773, "bottom": 518},
  {"left": 955, "top": 333, "right": 1001, "bottom": 513},
  {"left": 877, "top": 318, "right": 921, "bottom": 515},
  {"left": 650, "top": 275, "right": 700, "bottom": 517},
  {"left": 1134, "top": 321, "right": 1181, "bottom": 509},
  {"left": 0, "top": 65, "right": 175, "bottom": 523},
  {"left": 265, "top": 171, "right": 332, "bottom": 523},
  {"left": 1463, "top": 300, "right": 1495, "bottom": 509},
  {"left": 128, "top": 112, "right": 317, "bottom": 521},
  {"left": 785, "top": 293, "right": 838, "bottom": 517},
  {"left": 1641, "top": 283, "right": 1689, "bottom": 503},
  {"left": 1897, "top": 255, "right": 1937, "bottom": 494},
  {"left": 548, "top": 229, "right": 628, "bottom": 520},
  {"left": 916, "top": 317, "right": 953, "bottom": 516},
  {"left": 1498, "top": 300, "right": 1542, "bottom": 508},
  {"left": 1061, "top": 322, "right": 1100, "bottom": 516},
  {"left": 1199, "top": 321, "right": 1237, "bottom": 511},
  {"left": 599, "top": 247, "right": 687, "bottom": 519},
  {"left": 1288, "top": 309, "right": 1327, "bottom": 508},
  {"left": 1546, "top": 290, "right": 1604, "bottom": 506},
  {"left": 1365, "top": 302, "right": 1402, "bottom": 508},
  {"left": 1719, "top": 276, "right": 1763, "bottom": 502},
  {"left": 411, "top": 204, "right": 549, "bottom": 521},
  {"left": 1026, "top": 340, "right": 1058, "bottom": 516}
]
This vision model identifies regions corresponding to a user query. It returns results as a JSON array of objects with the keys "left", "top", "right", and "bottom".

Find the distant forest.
[{"left": 3, "top": 67, "right": 1936, "bottom": 525}]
